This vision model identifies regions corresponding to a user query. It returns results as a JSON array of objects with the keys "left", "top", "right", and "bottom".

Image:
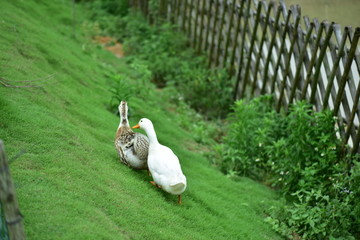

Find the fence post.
[
  {"left": 333, "top": 27, "right": 360, "bottom": 116},
  {"left": 287, "top": 22, "right": 314, "bottom": 109},
  {"left": 276, "top": 7, "right": 301, "bottom": 112},
  {"left": 196, "top": 0, "right": 206, "bottom": 53},
  {"left": 228, "top": 0, "right": 246, "bottom": 75},
  {"left": 222, "top": 0, "right": 237, "bottom": 68},
  {"left": 187, "top": 0, "right": 194, "bottom": 39},
  {"left": 0, "top": 140, "right": 25, "bottom": 240},
  {"left": 159, "top": 0, "right": 168, "bottom": 21},
  {"left": 192, "top": 0, "right": 201, "bottom": 48},
  {"left": 250, "top": 0, "right": 274, "bottom": 97},
  {"left": 233, "top": 0, "right": 251, "bottom": 99},
  {"left": 260, "top": 4, "right": 282, "bottom": 95},
  {"left": 181, "top": 0, "right": 188, "bottom": 32},
  {"left": 309, "top": 22, "right": 334, "bottom": 107},
  {"left": 322, "top": 26, "right": 348, "bottom": 110},
  {"left": 300, "top": 21, "right": 325, "bottom": 100},
  {"left": 169, "top": 0, "right": 176, "bottom": 23},
  {"left": 175, "top": 0, "right": 182, "bottom": 25},
  {"left": 204, "top": 0, "right": 214, "bottom": 51},
  {"left": 345, "top": 74, "right": 360, "bottom": 147},
  {"left": 214, "top": 0, "right": 228, "bottom": 67},
  {"left": 269, "top": 8, "right": 292, "bottom": 95},
  {"left": 208, "top": 0, "right": 221, "bottom": 68},
  {"left": 240, "top": 1, "right": 263, "bottom": 98}
]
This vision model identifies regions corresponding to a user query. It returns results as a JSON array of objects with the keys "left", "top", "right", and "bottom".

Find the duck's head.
[{"left": 132, "top": 118, "right": 152, "bottom": 130}]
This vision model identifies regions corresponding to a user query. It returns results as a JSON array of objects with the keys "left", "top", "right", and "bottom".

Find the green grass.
[{"left": 0, "top": 1, "right": 283, "bottom": 239}]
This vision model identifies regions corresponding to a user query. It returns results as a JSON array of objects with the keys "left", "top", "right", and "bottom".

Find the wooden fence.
[
  {"left": 129, "top": 0, "right": 360, "bottom": 154},
  {"left": 0, "top": 140, "right": 25, "bottom": 240}
]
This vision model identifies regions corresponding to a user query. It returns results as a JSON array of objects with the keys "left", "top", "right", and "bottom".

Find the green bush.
[
  {"left": 123, "top": 16, "right": 189, "bottom": 87},
  {"left": 267, "top": 160, "right": 360, "bottom": 239},
  {"left": 215, "top": 95, "right": 278, "bottom": 180},
  {"left": 83, "top": 0, "right": 235, "bottom": 119},
  {"left": 267, "top": 102, "right": 342, "bottom": 194},
  {"left": 105, "top": 59, "right": 152, "bottom": 114},
  {"left": 216, "top": 97, "right": 360, "bottom": 239},
  {"left": 120, "top": 12, "right": 234, "bottom": 119},
  {"left": 161, "top": 87, "right": 224, "bottom": 146},
  {"left": 80, "top": 0, "right": 130, "bottom": 42},
  {"left": 173, "top": 66, "right": 234, "bottom": 119},
  {"left": 88, "top": 0, "right": 129, "bottom": 19}
]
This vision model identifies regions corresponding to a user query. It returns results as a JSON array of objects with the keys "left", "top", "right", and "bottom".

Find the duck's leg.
[
  {"left": 150, "top": 181, "right": 161, "bottom": 188},
  {"left": 178, "top": 195, "right": 182, "bottom": 204}
]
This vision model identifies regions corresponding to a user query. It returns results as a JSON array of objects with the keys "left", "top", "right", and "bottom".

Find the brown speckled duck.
[{"left": 115, "top": 101, "right": 149, "bottom": 170}]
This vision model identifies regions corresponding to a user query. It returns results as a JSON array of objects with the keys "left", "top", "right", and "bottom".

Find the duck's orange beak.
[{"left": 132, "top": 124, "right": 140, "bottom": 129}]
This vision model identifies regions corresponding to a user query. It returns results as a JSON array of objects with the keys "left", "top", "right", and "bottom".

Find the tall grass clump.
[{"left": 215, "top": 96, "right": 360, "bottom": 239}]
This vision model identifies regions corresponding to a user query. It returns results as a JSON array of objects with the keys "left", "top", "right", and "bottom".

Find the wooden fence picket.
[{"left": 0, "top": 140, "right": 25, "bottom": 240}]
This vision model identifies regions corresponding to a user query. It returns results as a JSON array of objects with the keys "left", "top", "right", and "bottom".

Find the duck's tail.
[{"left": 169, "top": 181, "right": 186, "bottom": 195}]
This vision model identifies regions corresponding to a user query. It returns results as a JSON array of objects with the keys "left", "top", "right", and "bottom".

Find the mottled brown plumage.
[{"left": 114, "top": 101, "right": 149, "bottom": 169}]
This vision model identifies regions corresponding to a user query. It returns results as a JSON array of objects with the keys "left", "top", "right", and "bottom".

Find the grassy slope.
[{"left": 0, "top": 1, "right": 282, "bottom": 239}]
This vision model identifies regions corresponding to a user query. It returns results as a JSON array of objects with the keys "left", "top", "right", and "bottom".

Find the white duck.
[
  {"left": 132, "top": 118, "right": 187, "bottom": 204},
  {"left": 115, "top": 101, "right": 149, "bottom": 170}
]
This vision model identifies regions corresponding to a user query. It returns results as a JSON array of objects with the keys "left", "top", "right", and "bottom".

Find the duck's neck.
[
  {"left": 118, "top": 111, "right": 129, "bottom": 129},
  {"left": 145, "top": 126, "right": 159, "bottom": 145}
]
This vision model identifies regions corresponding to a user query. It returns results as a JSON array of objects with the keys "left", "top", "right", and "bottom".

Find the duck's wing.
[
  {"left": 149, "top": 146, "right": 186, "bottom": 188},
  {"left": 151, "top": 146, "right": 183, "bottom": 175},
  {"left": 115, "top": 138, "right": 129, "bottom": 166},
  {"left": 134, "top": 133, "right": 149, "bottom": 160}
]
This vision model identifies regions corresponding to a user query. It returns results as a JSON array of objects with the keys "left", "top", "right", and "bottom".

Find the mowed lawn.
[{"left": 0, "top": 1, "right": 283, "bottom": 239}]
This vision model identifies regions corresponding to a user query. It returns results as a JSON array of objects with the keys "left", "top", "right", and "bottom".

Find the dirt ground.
[{"left": 94, "top": 36, "right": 124, "bottom": 58}]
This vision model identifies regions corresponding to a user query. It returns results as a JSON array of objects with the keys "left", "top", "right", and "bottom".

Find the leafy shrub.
[
  {"left": 79, "top": 0, "right": 130, "bottom": 42},
  {"left": 105, "top": 59, "right": 152, "bottom": 114},
  {"left": 267, "top": 102, "right": 342, "bottom": 194},
  {"left": 173, "top": 66, "right": 234, "bottom": 119},
  {"left": 267, "top": 160, "right": 360, "bottom": 239},
  {"left": 83, "top": 0, "right": 235, "bottom": 119},
  {"left": 161, "top": 86, "right": 224, "bottom": 146},
  {"left": 120, "top": 12, "right": 233, "bottom": 119},
  {"left": 123, "top": 16, "right": 189, "bottom": 87},
  {"left": 86, "top": 0, "right": 129, "bottom": 20},
  {"left": 214, "top": 95, "right": 278, "bottom": 180},
  {"left": 216, "top": 97, "right": 360, "bottom": 239}
]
